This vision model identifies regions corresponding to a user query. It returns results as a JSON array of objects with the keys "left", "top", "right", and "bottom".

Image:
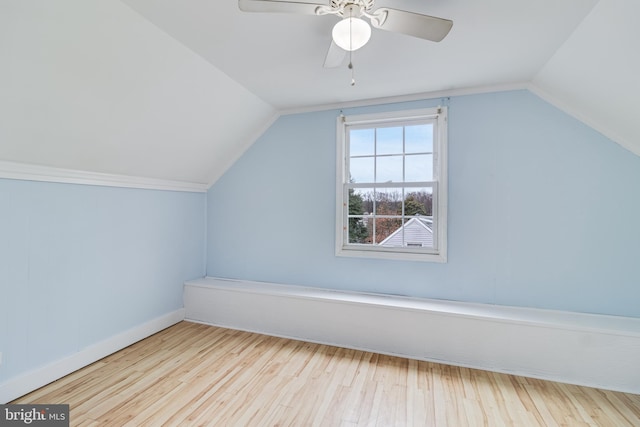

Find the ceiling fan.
[{"left": 238, "top": 0, "right": 453, "bottom": 68}]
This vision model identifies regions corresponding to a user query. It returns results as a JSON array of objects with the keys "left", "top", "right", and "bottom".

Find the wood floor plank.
[{"left": 12, "top": 321, "right": 640, "bottom": 426}]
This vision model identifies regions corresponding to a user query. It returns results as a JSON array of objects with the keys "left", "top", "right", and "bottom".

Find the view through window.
[{"left": 336, "top": 107, "right": 447, "bottom": 262}]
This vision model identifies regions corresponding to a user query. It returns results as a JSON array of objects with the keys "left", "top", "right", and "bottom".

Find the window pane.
[
  {"left": 348, "top": 188, "right": 366, "bottom": 215},
  {"left": 404, "top": 187, "right": 433, "bottom": 217},
  {"left": 376, "top": 127, "right": 403, "bottom": 155},
  {"left": 405, "top": 154, "right": 433, "bottom": 182},
  {"left": 349, "top": 188, "right": 374, "bottom": 216},
  {"left": 401, "top": 216, "right": 434, "bottom": 248},
  {"left": 349, "top": 128, "right": 375, "bottom": 156},
  {"left": 376, "top": 155, "right": 403, "bottom": 182},
  {"left": 374, "top": 217, "right": 403, "bottom": 245},
  {"left": 374, "top": 188, "right": 401, "bottom": 244},
  {"left": 349, "top": 157, "right": 374, "bottom": 183},
  {"left": 359, "top": 188, "right": 374, "bottom": 214},
  {"left": 347, "top": 216, "right": 369, "bottom": 244},
  {"left": 374, "top": 187, "right": 403, "bottom": 216},
  {"left": 348, "top": 187, "right": 370, "bottom": 244},
  {"left": 405, "top": 124, "right": 433, "bottom": 153}
]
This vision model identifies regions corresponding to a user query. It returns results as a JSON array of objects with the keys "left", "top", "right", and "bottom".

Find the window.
[{"left": 335, "top": 107, "right": 447, "bottom": 262}]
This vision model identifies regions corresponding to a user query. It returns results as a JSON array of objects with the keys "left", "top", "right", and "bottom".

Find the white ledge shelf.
[
  {"left": 184, "top": 276, "right": 640, "bottom": 394},
  {"left": 185, "top": 277, "right": 640, "bottom": 338}
]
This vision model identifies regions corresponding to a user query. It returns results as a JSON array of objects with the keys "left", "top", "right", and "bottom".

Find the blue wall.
[
  {"left": 207, "top": 90, "right": 640, "bottom": 317},
  {"left": 0, "top": 179, "right": 205, "bottom": 384},
  {"left": 1, "top": 89, "right": 637, "bottom": 394}
]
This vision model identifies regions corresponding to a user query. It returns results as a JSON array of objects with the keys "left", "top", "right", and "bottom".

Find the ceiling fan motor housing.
[{"left": 330, "top": 0, "right": 375, "bottom": 16}]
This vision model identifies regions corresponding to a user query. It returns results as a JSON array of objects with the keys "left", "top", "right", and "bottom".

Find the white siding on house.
[{"left": 380, "top": 217, "right": 434, "bottom": 248}]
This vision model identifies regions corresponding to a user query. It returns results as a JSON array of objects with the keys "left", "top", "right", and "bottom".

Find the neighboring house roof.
[{"left": 379, "top": 216, "right": 433, "bottom": 248}]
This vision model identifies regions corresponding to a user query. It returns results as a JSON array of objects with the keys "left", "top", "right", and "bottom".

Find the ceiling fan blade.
[
  {"left": 323, "top": 41, "right": 346, "bottom": 68},
  {"left": 370, "top": 8, "right": 453, "bottom": 42},
  {"left": 238, "top": 0, "right": 326, "bottom": 15}
]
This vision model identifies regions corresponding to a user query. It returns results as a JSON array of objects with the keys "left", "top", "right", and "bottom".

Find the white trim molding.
[
  {"left": 278, "top": 82, "right": 530, "bottom": 116},
  {"left": 185, "top": 277, "right": 640, "bottom": 394},
  {"left": 0, "top": 161, "right": 208, "bottom": 193},
  {"left": 0, "top": 309, "right": 185, "bottom": 404}
]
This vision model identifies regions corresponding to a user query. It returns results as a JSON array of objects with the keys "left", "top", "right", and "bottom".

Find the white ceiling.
[
  {"left": 1, "top": 0, "right": 638, "bottom": 186},
  {"left": 121, "top": 0, "right": 599, "bottom": 110}
]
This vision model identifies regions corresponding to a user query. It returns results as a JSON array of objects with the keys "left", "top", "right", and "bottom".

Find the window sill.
[{"left": 336, "top": 246, "right": 447, "bottom": 263}]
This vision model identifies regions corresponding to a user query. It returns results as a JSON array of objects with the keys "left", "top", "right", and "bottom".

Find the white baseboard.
[
  {"left": 184, "top": 277, "right": 640, "bottom": 394},
  {"left": 0, "top": 309, "right": 185, "bottom": 404}
]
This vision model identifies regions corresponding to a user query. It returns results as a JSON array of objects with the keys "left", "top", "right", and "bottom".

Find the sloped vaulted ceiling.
[
  {"left": 0, "top": 0, "right": 276, "bottom": 186},
  {"left": 1, "top": 1, "right": 638, "bottom": 188},
  {"left": 532, "top": 1, "right": 640, "bottom": 157}
]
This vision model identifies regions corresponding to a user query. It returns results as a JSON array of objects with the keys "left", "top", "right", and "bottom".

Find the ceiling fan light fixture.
[{"left": 332, "top": 17, "right": 371, "bottom": 51}]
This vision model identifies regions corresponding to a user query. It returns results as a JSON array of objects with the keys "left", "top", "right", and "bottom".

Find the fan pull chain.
[
  {"left": 348, "top": 11, "right": 355, "bottom": 86},
  {"left": 349, "top": 60, "right": 355, "bottom": 86}
]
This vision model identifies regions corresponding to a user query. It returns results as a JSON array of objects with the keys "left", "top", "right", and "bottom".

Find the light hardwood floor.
[{"left": 13, "top": 321, "right": 640, "bottom": 426}]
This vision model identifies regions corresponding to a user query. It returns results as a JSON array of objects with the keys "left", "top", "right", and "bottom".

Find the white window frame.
[{"left": 335, "top": 107, "right": 448, "bottom": 262}]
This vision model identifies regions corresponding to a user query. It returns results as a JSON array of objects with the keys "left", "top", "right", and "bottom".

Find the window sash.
[
  {"left": 342, "top": 182, "right": 439, "bottom": 253},
  {"left": 346, "top": 117, "right": 438, "bottom": 184}
]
